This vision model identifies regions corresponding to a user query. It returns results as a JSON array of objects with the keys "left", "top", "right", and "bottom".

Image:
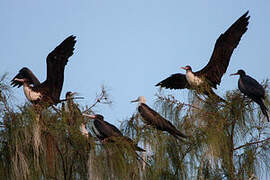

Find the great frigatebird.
[
  {"left": 131, "top": 96, "right": 187, "bottom": 140},
  {"left": 11, "top": 35, "right": 76, "bottom": 107},
  {"left": 156, "top": 11, "right": 250, "bottom": 100},
  {"left": 64, "top": 91, "right": 93, "bottom": 138},
  {"left": 230, "top": 70, "right": 269, "bottom": 122},
  {"left": 86, "top": 114, "right": 145, "bottom": 152},
  {"left": 64, "top": 91, "right": 81, "bottom": 125}
]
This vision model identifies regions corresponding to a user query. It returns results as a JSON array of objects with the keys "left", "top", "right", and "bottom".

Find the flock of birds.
[{"left": 10, "top": 11, "right": 269, "bottom": 152}]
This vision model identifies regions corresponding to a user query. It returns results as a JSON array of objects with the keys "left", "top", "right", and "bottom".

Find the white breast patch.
[
  {"left": 80, "top": 124, "right": 89, "bottom": 138},
  {"left": 23, "top": 85, "right": 42, "bottom": 102},
  {"left": 186, "top": 71, "right": 203, "bottom": 86}
]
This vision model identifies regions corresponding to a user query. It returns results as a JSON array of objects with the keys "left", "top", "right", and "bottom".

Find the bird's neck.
[
  {"left": 239, "top": 74, "right": 246, "bottom": 78},
  {"left": 23, "top": 83, "right": 41, "bottom": 102}
]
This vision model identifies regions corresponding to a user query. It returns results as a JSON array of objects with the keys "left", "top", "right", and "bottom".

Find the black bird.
[
  {"left": 230, "top": 70, "right": 269, "bottom": 122},
  {"left": 131, "top": 96, "right": 187, "bottom": 140},
  {"left": 87, "top": 114, "right": 145, "bottom": 152},
  {"left": 11, "top": 35, "right": 76, "bottom": 107},
  {"left": 156, "top": 12, "right": 250, "bottom": 100}
]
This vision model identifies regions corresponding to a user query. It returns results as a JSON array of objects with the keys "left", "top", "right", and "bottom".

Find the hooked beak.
[
  {"left": 130, "top": 98, "right": 139, "bottom": 103},
  {"left": 68, "top": 92, "right": 84, "bottom": 99},
  {"left": 230, "top": 73, "right": 238, "bottom": 76},
  {"left": 14, "top": 78, "right": 26, "bottom": 82},
  {"left": 82, "top": 113, "right": 96, "bottom": 119},
  {"left": 180, "top": 67, "right": 187, "bottom": 70}
]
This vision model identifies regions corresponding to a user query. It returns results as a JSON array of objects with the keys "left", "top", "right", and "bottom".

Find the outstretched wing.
[
  {"left": 156, "top": 73, "right": 190, "bottom": 89},
  {"left": 45, "top": 35, "right": 76, "bottom": 102},
  {"left": 195, "top": 11, "right": 250, "bottom": 88},
  {"left": 11, "top": 67, "right": 40, "bottom": 88}
]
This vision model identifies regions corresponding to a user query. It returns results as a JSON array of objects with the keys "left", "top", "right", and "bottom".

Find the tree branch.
[
  {"left": 82, "top": 86, "right": 111, "bottom": 114},
  {"left": 233, "top": 137, "right": 270, "bottom": 151}
]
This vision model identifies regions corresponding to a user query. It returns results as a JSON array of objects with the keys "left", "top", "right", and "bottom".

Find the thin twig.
[
  {"left": 233, "top": 137, "right": 270, "bottom": 151},
  {"left": 82, "top": 88, "right": 111, "bottom": 114}
]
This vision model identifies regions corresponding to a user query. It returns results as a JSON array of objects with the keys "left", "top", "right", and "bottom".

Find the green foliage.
[{"left": 0, "top": 74, "right": 270, "bottom": 180}]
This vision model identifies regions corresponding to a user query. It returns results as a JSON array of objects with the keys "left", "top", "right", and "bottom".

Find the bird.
[
  {"left": 156, "top": 11, "right": 250, "bottom": 101},
  {"left": 64, "top": 91, "right": 82, "bottom": 125},
  {"left": 64, "top": 91, "right": 92, "bottom": 136},
  {"left": 230, "top": 69, "right": 269, "bottom": 122},
  {"left": 11, "top": 35, "right": 76, "bottom": 107},
  {"left": 85, "top": 114, "right": 145, "bottom": 152},
  {"left": 131, "top": 96, "right": 187, "bottom": 140}
]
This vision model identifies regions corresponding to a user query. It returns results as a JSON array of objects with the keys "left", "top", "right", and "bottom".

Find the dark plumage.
[
  {"left": 11, "top": 35, "right": 76, "bottom": 106},
  {"left": 231, "top": 70, "right": 269, "bottom": 122},
  {"left": 156, "top": 12, "right": 250, "bottom": 99},
  {"left": 65, "top": 91, "right": 82, "bottom": 125},
  {"left": 131, "top": 96, "right": 187, "bottom": 140},
  {"left": 89, "top": 114, "right": 145, "bottom": 152}
]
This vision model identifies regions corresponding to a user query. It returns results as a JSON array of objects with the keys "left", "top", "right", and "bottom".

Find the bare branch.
[
  {"left": 82, "top": 86, "right": 112, "bottom": 114},
  {"left": 233, "top": 137, "right": 270, "bottom": 151}
]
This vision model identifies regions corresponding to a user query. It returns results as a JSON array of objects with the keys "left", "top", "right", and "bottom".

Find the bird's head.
[
  {"left": 181, "top": 65, "right": 192, "bottom": 72},
  {"left": 230, "top": 69, "right": 246, "bottom": 77},
  {"left": 65, "top": 91, "right": 77, "bottom": 99},
  {"left": 95, "top": 114, "right": 104, "bottom": 121},
  {"left": 131, "top": 96, "right": 146, "bottom": 104}
]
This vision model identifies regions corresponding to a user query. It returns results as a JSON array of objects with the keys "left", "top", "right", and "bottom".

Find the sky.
[{"left": 1, "top": 0, "right": 270, "bottom": 127}]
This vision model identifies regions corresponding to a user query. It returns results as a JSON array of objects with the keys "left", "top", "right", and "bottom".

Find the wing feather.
[
  {"left": 239, "top": 75, "right": 265, "bottom": 98},
  {"left": 139, "top": 103, "right": 186, "bottom": 138},
  {"left": 11, "top": 67, "right": 40, "bottom": 88},
  {"left": 93, "top": 119, "right": 123, "bottom": 139},
  {"left": 45, "top": 35, "right": 76, "bottom": 102},
  {"left": 195, "top": 11, "right": 250, "bottom": 88},
  {"left": 156, "top": 73, "right": 190, "bottom": 89}
]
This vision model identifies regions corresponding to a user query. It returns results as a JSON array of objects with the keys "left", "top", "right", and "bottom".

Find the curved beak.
[
  {"left": 230, "top": 73, "right": 238, "bottom": 76},
  {"left": 180, "top": 67, "right": 187, "bottom": 70},
  {"left": 82, "top": 113, "right": 96, "bottom": 119},
  {"left": 130, "top": 98, "right": 139, "bottom": 103},
  {"left": 70, "top": 92, "right": 84, "bottom": 99},
  {"left": 14, "top": 78, "right": 26, "bottom": 82}
]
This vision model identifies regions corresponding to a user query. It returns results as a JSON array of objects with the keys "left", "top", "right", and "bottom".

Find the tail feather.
[
  {"left": 168, "top": 128, "right": 187, "bottom": 140},
  {"left": 258, "top": 99, "right": 269, "bottom": 122},
  {"left": 174, "top": 130, "right": 187, "bottom": 139}
]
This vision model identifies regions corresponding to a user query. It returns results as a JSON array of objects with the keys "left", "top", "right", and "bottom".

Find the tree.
[{"left": 0, "top": 74, "right": 269, "bottom": 180}]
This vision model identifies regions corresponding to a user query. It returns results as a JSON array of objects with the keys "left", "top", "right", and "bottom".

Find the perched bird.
[
  {"left": 64, "top": 91, "right": 91, "bottom": 137},
  {"left": 11, "top": 35, "right": 76, "bottom": 107},
  {"left": 230, "top": 69, "right": 269, "bottom": 122},
  {"left": 86, "top": 114, "right": 145, "bottom": 152},
  {"left": 131, "top": 96, "right": 187, "bottom": 140},
  {"left": 156, "top": 11, "right": 250, "bottom": 101},
  {"left": 64, "top": 91, "right": 81, "bottom": 125}
]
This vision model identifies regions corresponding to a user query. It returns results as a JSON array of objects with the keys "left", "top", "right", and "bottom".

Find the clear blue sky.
[{"left": 1, "top": 0, "right": 270, "bottom": 126}]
